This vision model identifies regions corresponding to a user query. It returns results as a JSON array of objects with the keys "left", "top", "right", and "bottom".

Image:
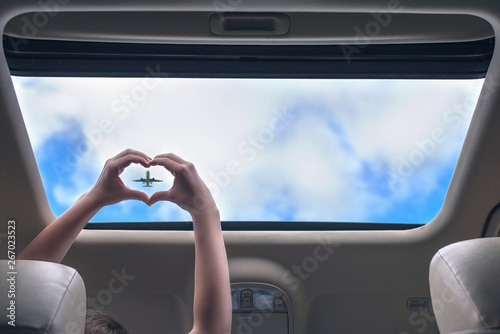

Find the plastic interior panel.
[
  {"left": 3, "top": 12, "right": 494, "bottom": 45},
  {"left": 231, "top": 282, "right": 292, "bottom": 334}
]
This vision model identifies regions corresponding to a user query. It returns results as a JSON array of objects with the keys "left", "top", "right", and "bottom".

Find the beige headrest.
[
  {"left": 0, "top": 260, "right": 86, "bottom": 334},
  {"left": 430, "top": 238, "right": 500, "bottom": 334}
]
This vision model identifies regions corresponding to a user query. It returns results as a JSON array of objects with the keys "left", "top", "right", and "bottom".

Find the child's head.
[{"left": 85, "top": 309, "right": 128, "bottom": 334}]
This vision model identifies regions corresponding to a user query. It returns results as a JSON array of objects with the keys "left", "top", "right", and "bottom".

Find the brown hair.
[{"left": 85, "top": 309, "right": 128, "bottom": 334}]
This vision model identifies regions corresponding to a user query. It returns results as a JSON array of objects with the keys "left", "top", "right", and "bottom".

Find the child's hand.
[
  {"left": 87, "top": 149, "right": 151, "bottom": 208},
  {"left": 148, "top": 153, "right": 217, "bottom": 217}
]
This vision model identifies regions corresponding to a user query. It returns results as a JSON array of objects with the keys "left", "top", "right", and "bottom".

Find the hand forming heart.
[{"left": 87, "top": 149, "right": 216, "bottom": 216}]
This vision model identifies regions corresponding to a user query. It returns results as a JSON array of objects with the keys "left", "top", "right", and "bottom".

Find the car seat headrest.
[
  {"left": 0, "top": 260, "right": 86, "bottom": 334},
  {"left": 429, "top": 238, "right": 500, "bottom": 334}
]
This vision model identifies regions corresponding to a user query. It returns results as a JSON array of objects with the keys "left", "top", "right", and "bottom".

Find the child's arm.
[
  {"left": 19, "top": 149, "right": 151, "bottom": 263},
  {"left": 149, "top": 153, "right": 232, "bottom": 334}
]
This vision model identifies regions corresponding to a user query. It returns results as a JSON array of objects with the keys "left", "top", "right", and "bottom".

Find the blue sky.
[{"left": 12, "top": 77, "right": 483, "bottom": 223}]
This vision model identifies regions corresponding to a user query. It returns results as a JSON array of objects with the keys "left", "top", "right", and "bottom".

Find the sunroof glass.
[{"left": 13, "top": 77, "right": 483, "bottom": 223}]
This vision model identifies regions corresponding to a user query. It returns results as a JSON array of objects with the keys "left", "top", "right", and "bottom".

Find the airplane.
[{"left": 132, "top": 170, "right": 163, "bottom": 187}]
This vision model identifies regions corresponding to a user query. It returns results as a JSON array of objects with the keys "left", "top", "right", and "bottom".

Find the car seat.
[
  {"left": 0, "top": 260, "right": 86, "bottom": 334},
  {"left": 429, "top": 238, "right": 500, "bottom": 334}
]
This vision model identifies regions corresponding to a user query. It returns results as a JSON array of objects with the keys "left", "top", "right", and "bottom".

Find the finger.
[
  {"left": 112, "top": 149, "right": 151, "bottom": 163},
  {"left": 153, "top": 153, "right": 188, "bottom": 164},
  {"left": 149, "top": 156, "right": 184, "bottom": 175},
  {"left": 149, "top": 190, "right": 174, "bottom": 205},
  {"left": 123, "top": 188, "right": 150, "bottom": 205},
  {"left": 111, "top": 154, "right": 151, "bottom": 173}
]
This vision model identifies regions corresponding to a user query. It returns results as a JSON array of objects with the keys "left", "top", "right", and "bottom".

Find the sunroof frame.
[
  {"left": 3, "top": 35, "right": 494, "bottom": 79},
  {"left": 5, "top": 35, "right": 491, "bottom": 231}
]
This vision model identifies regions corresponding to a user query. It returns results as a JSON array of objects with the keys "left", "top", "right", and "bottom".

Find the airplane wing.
[
  {"left": 150, "top": 178, "right": 163, "bottom": 182},
  {"left": 133, "top": 178, "right": 146, "bottom": 182}
]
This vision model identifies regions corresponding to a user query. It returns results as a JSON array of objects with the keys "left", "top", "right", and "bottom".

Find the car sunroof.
[{"left": 12, "top": 76, "right": 483, "bottom": 224}]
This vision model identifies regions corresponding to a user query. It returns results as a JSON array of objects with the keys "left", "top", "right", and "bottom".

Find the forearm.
[
  {"left": 18, "top": 192, "right": 101, "bottom": 263},
  {"left": 19, "top": 150, "right": 150, "bottom": 263},
  {"left": 191, "top": 208, "right": 232, "bottom": 334}
]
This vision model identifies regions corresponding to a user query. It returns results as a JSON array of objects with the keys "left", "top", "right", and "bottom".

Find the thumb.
[
  {"left": 123, "top": 189, "right": 150, "bottom": 205},
  {"left": 149, "top": 190, "right": 174, "bottom": 206}
]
